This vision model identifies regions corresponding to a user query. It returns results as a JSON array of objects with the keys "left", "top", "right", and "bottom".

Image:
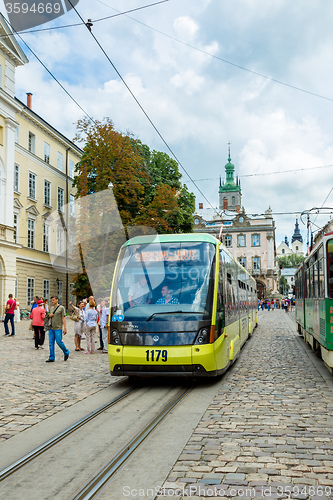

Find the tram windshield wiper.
[{"left": 147, "top": 311, "right": 204, "bottom": 321}]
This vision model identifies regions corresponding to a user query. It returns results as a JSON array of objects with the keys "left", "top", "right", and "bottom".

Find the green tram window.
[
  {"left": 313, "top": 261, "right": 318, "bottom": 298},
  {"left": 319, "top": 258, "right": 324, "bottom": 298},
  {"left": 327, "top": 240, "right": 333, "bottom": 298}
]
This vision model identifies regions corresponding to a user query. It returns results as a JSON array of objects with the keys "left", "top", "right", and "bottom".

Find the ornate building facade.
[
  {"left": 0, "top": 14, "right": 82, "bottom": 312},
  {"left": 194, "top": 149, "right": 279, "bottom": 298}
]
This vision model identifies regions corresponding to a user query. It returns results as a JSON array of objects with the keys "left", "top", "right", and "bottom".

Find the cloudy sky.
[{"left": 3, "top": 0, "right": 333, "bottom": 247}]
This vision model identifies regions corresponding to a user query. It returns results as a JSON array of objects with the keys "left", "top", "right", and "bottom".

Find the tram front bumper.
[{"left": 109, "top": 344, "right": 218, "bottom": 377}]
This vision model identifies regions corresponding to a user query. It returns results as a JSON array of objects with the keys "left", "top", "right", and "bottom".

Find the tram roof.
[{"left": 122, "top": 233, "right": 219, "bottom": 247}]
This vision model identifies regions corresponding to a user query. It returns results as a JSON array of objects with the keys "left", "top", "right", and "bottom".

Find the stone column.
[
  {"left": 266, "top": 230, "right": 275, "bottom": 270},
  {"left": 4, "top": 117, "right": 17, "bottom": 228}
]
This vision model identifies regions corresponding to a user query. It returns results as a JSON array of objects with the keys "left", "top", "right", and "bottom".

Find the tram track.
[
  {"left": 0, "top": 381, "right": 195, "bottom": 500},
  {"left": 0, "top": 386, "right": 137, "bottom": 482},
  {"left": 70, "top": 386, "right": 192, "bottom": 500}
]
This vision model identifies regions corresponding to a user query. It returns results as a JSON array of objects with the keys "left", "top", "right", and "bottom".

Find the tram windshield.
[{"left": 111, "top": 241, "right": 216, "bottom": 325}]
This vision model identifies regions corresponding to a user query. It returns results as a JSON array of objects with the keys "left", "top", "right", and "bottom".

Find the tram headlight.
[
  {"left": 111, "top": 329, "right": 121, "bottom": 345},
  {"left": 195, "top": 328, "right": 210, "bottom": 345}
]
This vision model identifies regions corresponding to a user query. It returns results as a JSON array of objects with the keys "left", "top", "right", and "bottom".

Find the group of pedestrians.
[
  {"left": 3, "top": 292, "right": 110, "bottom": 362},
  {"left": 258, "top": 297, "right": 294, "bottom": 312},
  {"left": 69, "top": 296, "right": 109, "bottom": 354}
]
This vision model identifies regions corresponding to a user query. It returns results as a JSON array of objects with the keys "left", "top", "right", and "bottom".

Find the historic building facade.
[
  {"left": 0, "top": 15, "right": 82, "bottom": 312},
  {"left": 276, "top": 219, "right": 304, "bottom": 257},
  {"left": 194, "top": 150, "right": 279, "bottom": 298}
]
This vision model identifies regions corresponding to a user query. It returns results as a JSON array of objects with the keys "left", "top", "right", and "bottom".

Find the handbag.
[
  {"left": 43, "top": 316, "right": 52, "bottom": 331},
  {"left": 43, "top": 305, "right": 60, "bottom": 331},
  {"left": 70, "top": 311, "right": 80, "bottom": 322},
  {"left": 29, "top": 320, "right": 34, "bottom": 331}
]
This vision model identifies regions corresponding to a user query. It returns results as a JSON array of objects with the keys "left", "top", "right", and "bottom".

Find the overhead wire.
[
  {"left": 185, "top": 163, "right": 333, "bottom": 183},
  {"left": 6, "top": 1, "right": 333, "bottom": 105},
  {"left": 65, "top": 0, "right": 218, "bottom": 214},
  {"left": 6, "top": 3, "right": 332, "bottom": 216},
  {"left": 95, "top": 3, "right": 333, "bottom": 105},
  {"left": 0, "top": 0, "right": 171, "bottom": 36},
  {"left": 3, "top": 18, "right": 188, "bottom": 192}
]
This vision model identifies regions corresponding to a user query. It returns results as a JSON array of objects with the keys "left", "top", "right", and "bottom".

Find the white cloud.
[
  {"left": 173, "top": 16, "right": 199, "bottom": 40},
  {"left": 10, "top": 0, "right": 333, "bottom": 247}
]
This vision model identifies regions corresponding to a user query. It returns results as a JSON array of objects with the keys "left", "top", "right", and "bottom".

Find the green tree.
[
  {"left": 277, "top": 254, "right": 305, "bottom": 268},
  {"left": 279, "top": 275, "right": 290, "bottom": 295},
  {"left": 72, "top": 117, "right": 196, "bottom": 298}
]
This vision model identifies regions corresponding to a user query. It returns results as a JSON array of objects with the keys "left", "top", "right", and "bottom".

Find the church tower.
[
  {"left": 219, "top": 145, "right": 242, "bottom": 212},
  {"left": 291, "top": 219, "right": 303, "bottom": 255}
]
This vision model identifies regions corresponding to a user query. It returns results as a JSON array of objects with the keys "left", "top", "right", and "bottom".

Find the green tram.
[
  {"left": 295, "top": 232, "right": 333, "bottom": 371},
  {"left": 108, "top": 233, "right": 257, "bottom": 378}
]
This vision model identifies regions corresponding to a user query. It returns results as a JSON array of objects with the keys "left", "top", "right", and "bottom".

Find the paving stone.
[
  {"left": 225, "top": 473, "right": 246, "bottom": 481},
  {"left": 0, "top": 320, "right": 113, "bottom": 440}
]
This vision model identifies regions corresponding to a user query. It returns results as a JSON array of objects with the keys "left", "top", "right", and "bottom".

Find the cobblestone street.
[
  {"left": 0, "top": 318, "right": 113, "bottom": 442},
  {"left": 159, "top": 311, "right": 333, "bottom": 499},
  {"left": 1, "top": 311, "right": 333, "bottom": 499}
]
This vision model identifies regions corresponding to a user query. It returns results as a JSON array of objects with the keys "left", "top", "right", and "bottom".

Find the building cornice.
[
  {"left": 0, "top": 14, "right": 29, "bottom": 67},
  {"left": 0, "top": 239, "right": 21, "bottom": 249},
  {"left": 0, "top": 88, "right": 22, "bottom": 115},
  {"left": 16, "top": 254, "right": 75, "bottom": 271},
  {"left": 15, "top": 99, "right": 82, "bottom": 157},
  {"left": 15, "top": 144, "right": 76, "bottom": 183}
]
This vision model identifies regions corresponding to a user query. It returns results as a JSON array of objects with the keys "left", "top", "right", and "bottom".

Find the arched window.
[{"left": 232, "top": 196, "right": 235, "bottom": 205}]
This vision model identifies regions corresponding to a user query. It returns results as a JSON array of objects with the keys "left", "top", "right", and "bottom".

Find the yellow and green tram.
[
  {"left": 108, "top": 233, "right": 257, "bottom": 377},
  {"left": 295, "top": 232, "right": 333, "bottom": 372}
]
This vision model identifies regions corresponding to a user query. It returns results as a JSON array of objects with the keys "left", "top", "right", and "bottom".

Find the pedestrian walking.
[
  {"left": 43, "top": 298, "right": 49, "bottom": 314},
  {"left": 285, "top": 298, "right": 290, "bottom": 313},
  {"left": 84, "top": 300, "right": 98, "bottom": 354},
  {"left": 30, "top": 297, "right": 38, "bottom": 312},
  {"left": 30, "top": 299, "right": 46, "bottom": 349},
  {"left": 3, "top": 294, "right": 16, "bottom": 336},
  {"left": 69, "top": 301, "right": 85, "bottom": 351},
  {"left": 81, "top": 299, "right": 87, "bottom": 340},
  {"left": 45, "top": 295, "right": 69, "bottom": 363},
  {"left": 97, "top": 299, "right": 106, "bottom": 351},
  {"left": 271, "top": 299, "right": 275, "bottom": 311},
  {"left": 14, "top": 298, "right": 20, "bottom": 323},
  {"left": 100, "top": 303, "right": 109, "bottom": 354}
]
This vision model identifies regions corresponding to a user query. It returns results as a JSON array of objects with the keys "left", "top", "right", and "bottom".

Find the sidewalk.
[
  {"left": 159, "top": 310, "right": 333, "bottom": 497},
  {"left": 0, "top": 317, "right": 113, "bottom": 442}
]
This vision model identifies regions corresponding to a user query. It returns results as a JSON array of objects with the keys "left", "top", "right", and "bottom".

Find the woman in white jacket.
[
  {"left": 83, "top": 300, "right": 98, "bottom": 354},
  {"left": 70, "top": 301, "right": 85, "bottom": 351}
]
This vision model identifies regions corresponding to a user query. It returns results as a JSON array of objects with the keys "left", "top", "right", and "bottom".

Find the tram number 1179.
[{"left": 145, "top": 349, "right": 168, "bottom": 362}]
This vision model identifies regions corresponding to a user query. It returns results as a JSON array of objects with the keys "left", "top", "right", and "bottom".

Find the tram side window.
[
  {"left": 309, "top": 268, "right": 313, "bottom": 298},
  {"left": 313, "top": 262, "right": 318, "bottom": 298},
  {"left": 327, "top": 239, "right": 333, "bottom": 298},
  {"left": 224, "top": 256, "right": 237, "bottom": 326},
  {"left": 295, "top": 271, "right": 303, "bottom": 299},
  {"left": 319, "top": 258, "right": 324, "bottom": 297},
  {"left": 305, "top": 267, "right": 311, "bottom": 299}
]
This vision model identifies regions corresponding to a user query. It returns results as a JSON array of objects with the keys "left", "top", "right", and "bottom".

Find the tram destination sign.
[{"left": 134, "top": 249, "right": 200, "bottom": 263}]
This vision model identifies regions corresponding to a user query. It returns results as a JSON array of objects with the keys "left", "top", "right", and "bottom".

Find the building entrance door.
[{"left": 256, "top": 281, "right": 265, "bottom": 299}]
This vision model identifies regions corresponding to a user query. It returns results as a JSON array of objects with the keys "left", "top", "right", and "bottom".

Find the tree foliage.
[
  {"left": 72, "top": 117, "right": 196, "bottom": 298},
  {"left": 277, "top": 254, "right": 305, "bottom": 268},
  {"left": 279, "top": 275, "right": 290, "bottom": 295}
]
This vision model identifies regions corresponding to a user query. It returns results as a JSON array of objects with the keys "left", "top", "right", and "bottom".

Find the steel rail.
[
  {"left": 70, "top": 386, "right": 193, "bottom": 500},
  {"left": 0, "top": 386, "right": 137, "bottom": 482}
]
